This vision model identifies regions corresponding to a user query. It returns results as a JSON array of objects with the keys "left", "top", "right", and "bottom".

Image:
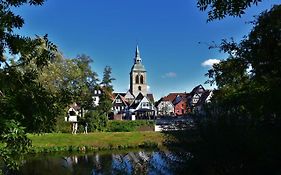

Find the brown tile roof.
[
  {"left": 162, "top": 93, "right": 189, "bottom": 102},
  {"left": 69, "top": 103, "right": 81, "bottom": 111},
  {"left": 147, "top": 93, "right": 154, "bottom": 103},
  {"left": 120, "top": 95, "right": 129, "bottom": 106}
]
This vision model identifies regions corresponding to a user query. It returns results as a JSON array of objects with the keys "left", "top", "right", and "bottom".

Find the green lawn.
[{"left": 28, "top": 132, "right": 168, "bottom": 152}]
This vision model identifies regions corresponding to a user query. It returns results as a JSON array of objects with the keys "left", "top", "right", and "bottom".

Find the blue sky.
[{"left": 14, "top": 0, "right": 280, "bottom": 100}]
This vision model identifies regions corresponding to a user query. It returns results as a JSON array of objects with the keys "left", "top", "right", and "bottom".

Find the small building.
[
  {"left": 92, "top": 87, "right": 103, "bottom": 107},
  {"left": 156, "top": 100, "right": 174, "bottom": 116},
  {"left": 157, "top": 92, "right": 189, "bottom": 116},
  {"left": 65, "top": 103, "right": 81, "bottom": 122},
  {"left": 173, "top": 95, "right": 188, "bottom": 116},
  {"left": 112, "top": 93, "right": 130, "bottom": 120},
  {"left": 129, "top": 93, "right": 156, "bottom": 120}
]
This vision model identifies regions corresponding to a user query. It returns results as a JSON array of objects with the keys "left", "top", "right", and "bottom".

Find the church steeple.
[
  {"left": 130, "top": 44, "right": 147, "bottom": 97},
  {"left": 135, "top": 45, "right": 142, "bottom": 64}
]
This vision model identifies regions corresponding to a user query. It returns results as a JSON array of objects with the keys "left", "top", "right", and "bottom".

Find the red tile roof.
[{"left": 162, "top": 93, "right": 189, "bottom": 102}]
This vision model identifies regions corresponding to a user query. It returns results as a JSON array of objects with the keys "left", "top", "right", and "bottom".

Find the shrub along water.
[{"left": 106, "top": 120, "right": 155, "bottom": 132}]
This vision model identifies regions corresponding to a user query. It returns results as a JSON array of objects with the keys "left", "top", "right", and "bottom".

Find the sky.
[{"left": 13, "top": 0, "right": 281, "bottom": 100}]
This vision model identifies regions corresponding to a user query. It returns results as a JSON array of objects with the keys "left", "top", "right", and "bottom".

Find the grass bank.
[{"left": 28, "top": 132, "right": 167, "bottom": 153}]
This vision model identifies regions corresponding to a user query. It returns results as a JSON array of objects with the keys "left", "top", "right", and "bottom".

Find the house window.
[
  {"left": 69, "top": 111, "right": 76, "bottom": 116},
  {"left": 138, "top": 86, "right": 141, "bottom": 91},
  {"left": 135, "top": 75, "right": 139, "bottom": 84},
  {"left": 140, "top": 75, "right": 144, "bottom": 84},
  {"left": 116, "top": 99, "right": 122, "bottom": 103}
]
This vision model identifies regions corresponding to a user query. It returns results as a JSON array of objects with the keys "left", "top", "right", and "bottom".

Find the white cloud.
[
  {"left": 147, "top": 85, "right": 150, "bottom": 90},
  {"left": 162, "top": 72, "right": 177, "bottom": 78},
  {"left": 201, "top": 59, "right": 220, "bottom": 67}
]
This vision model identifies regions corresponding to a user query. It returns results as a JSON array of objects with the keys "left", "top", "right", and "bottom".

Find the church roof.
[
  {"left": 131, "top": 63, "right": 146, "bottom": 72},
  {"left": 131, "top": 45, "right": 146, "bottom": 72}
]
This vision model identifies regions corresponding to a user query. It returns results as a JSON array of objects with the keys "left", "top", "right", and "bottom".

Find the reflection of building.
[{"left": 112, "top": 45, "right": 156, "bottom": 120}]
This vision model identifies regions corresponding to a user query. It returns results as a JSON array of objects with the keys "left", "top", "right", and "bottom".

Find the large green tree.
[
  {"left": 206, "top": 5, "right": 281, "bottom": 121},
  {"left": 0, "top": 0, "right": 60, "bottom": 172},
  {"left": 39, "top": 54, "right": 99, "bottom": 110}
]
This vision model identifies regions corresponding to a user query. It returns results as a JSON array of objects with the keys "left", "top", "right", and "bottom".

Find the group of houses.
[
  {"left": 156, "top": 85, "right": 212, "bottom": 117},
  {"left": 66, "top": 45, "right": 213, "bottom": 122}
]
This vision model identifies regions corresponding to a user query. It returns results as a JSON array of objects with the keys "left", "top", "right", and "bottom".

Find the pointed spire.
[
  {"left": 135, "top": 44, "right": 142, "bottom": 64},
  {"left": 135, "top": 44, "right": 140, "bottom": 58}
]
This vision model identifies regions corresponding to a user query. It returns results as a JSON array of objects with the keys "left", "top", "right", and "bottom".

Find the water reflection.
[{"left": 17, "top": 150, "right": 191, "bottom": 175}]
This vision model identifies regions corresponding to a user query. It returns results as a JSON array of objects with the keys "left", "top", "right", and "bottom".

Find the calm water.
[{"left": 17, "top": 150, "right": 191, "bottom": 175}]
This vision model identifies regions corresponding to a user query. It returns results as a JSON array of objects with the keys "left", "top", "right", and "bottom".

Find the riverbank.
[{"left": 28, "top": 132, "right": 167, "bottom": 153}]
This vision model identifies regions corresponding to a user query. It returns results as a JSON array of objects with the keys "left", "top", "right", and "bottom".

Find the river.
[{"left": 16, "top": 149, "right": 191, "bottom": 175}]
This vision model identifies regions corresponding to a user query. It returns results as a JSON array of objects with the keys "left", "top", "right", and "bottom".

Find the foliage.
[
  {"left": 54, "top": 114, "right": 72, "bottom": 133},
  {"left": 197, "top": 0, "right": 262, "bottom": 21},
  {"left": 106, "top": 120, "right": 155, "bottom": 132},
  {"left": 0, "top": 37, "right": 59, "bottom": 133},
  {"left": 189, "top": 5, "right": 281, "bottom": 174},
  {"left": 38, "top": 54, "right": 99, "bottom": 110},
  {"left": 205, "top": 5, "right": 281, "bottom": 122},
  {"left": 101, "top": 66, "right": 115, "bottom": 93},
  {"left": 84, "top": 110, "right": 108, "bottom": 132},
  {"left": 0, "top": 120, "right": 31, "bottom": 173},
  {"left": 96, "top": 66, "right": 115, "bottom": 117},
  {"left": 0, "top": 0, "right": 63, "bottom": 172}
]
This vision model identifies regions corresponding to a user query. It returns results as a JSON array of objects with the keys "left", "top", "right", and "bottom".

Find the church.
[{"left": 112, "top": 45, "right": 156, "bottom": 120}]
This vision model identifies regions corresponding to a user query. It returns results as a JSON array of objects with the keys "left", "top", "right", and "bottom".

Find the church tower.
[{"left": 130, "top": 45, "right": 147, "bottom": 97}]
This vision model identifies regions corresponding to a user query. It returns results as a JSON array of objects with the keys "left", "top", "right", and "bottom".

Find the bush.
[
  {"left": 106, "top": 120, "right": 155, "bottom": 132},
  {"left": 54, "top": 115, "right": 72, "bottom": 133},
  {"left": 85, "top": 110, "right": 108, "bottom": 132}
]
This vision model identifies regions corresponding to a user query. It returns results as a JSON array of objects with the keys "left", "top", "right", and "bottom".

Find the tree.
[
  {"left": 97, "top": 66, "right": 115, "bottom": 118},
  {"left": 101, "top": 66, "right": 115, "bottom": 93},
  {"left": 0, "top": 0, "right": 59, "bottom": 172},
  {"left": 84, "top": 110, "right": 107, "bottom": 132},
  {"left": 205, "top": 5, "right": 281, "bottom": 121},
  {"left": 39, "top": 54, "right": 99, "bottom": 109},
  {"left": 197, "top": 0, "right": 262, "bottom": 21}
]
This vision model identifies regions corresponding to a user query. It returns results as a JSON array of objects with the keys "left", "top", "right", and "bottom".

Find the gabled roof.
[
  {"left": 113, "top": 92, "right": 126, "bottom": 98},
  {"left": 130, "top": 93, "right": 145, "bottom": 109},
  {"left": 69, "top": 103, "right": 81, "bottom": 111},
  {"left": 191, "top": 84, "right": 205, "bottom": 96},
  {"left": 162, "top": 93, "right": 185, "bottom": 102},
  {"left": 196, "top": 90, "right": 212, "bottom": 106},
  {"left": 147, "top": 93, "right": 154, "bottom": 103},
  {"left": 112, "top": 94, "right": 129, "bottom": 106},
  {"left": 124, "top": 90, "right": 135, "bottom": 99},
  {"left": 161, "top": 92, "right": 189, "bottom": 102}
]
